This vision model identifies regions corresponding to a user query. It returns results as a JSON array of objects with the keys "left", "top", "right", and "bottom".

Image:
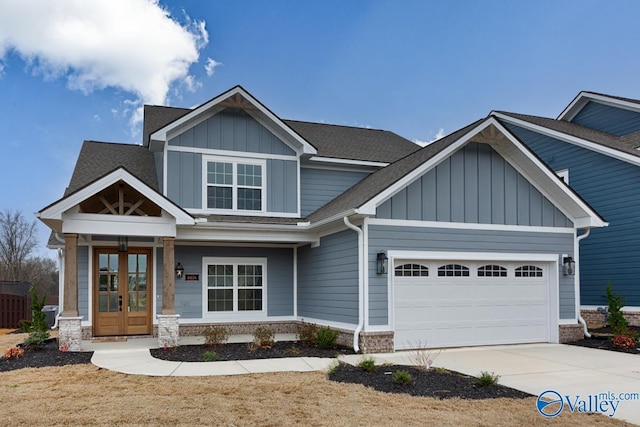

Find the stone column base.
[
  {"left": 559, "top": 324, "right": 585, "bottom": 343},
  {"left": 157, "top": 314, "right": 180, "bottom": 348},
  {"left": 58, "top": 317, "right": 83, "bottom": 352},
  {"left": 359, "top": 331, "right": 394, "bottom": 353}
]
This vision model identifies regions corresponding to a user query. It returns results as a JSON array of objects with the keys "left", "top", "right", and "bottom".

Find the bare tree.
[
  {"left": 0, "top": 209, "right": 38, "bottom": 281},
  {"left": 23, "top": 256, "right": 59, "bottom": 297}
]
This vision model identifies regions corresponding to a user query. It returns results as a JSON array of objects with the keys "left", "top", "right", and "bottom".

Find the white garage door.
[{"left": 393, "top": 260, "right": 549, "bottom": 350}]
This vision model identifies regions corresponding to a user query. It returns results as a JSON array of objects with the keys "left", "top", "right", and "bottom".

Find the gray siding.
[
  {"left": 507, "top": 122, "right": 640, "bottom": 306},
  {"left": 78, "top": 246, "right": 89, "bottom": 320},
  {"left": 267, "top": 159, "right": 298, "bottom": 214},
  {"left": 297, "top": 229, "right": 359, "bottom": 324},
  {"left": 368, "top": 225, "right": 575, "bottom": 325},
  {"left": 377, "top": 143, "right": 572, "bottom": 227},
  {"left": 169, "top": 108, "right": 296, "bottom": 155},
  {"left": 164, "top": 246, "right": 294, "bottom": 318},
  {"left": 571, "top": 101, "right": 640, "bottom": 136},
  {"left": 300, "top": 167, "right": 369, "bottom": 216},
  {"left": 167, "top": 151, "right": 202, "bottom": 209}
]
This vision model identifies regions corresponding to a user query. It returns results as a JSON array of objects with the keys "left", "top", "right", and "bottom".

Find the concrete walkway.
[{"left": 89, "top": 340, "right": 640, "bottom": 425}]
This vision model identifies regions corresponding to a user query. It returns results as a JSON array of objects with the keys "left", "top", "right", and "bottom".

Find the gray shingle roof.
[
  {"left": 306, "top": 120, "right": 484, "bottom": 223},
  {"left": 496, "top": 111, "right": 640, "bottom": 157},
  {"left": 66, "top": 141, "right": 159, "bottom": 195},
  {"left": 142, "top": 105, "right": 419, "bottom": 162},
  {"left": 284, "top": 120, "right": 419, "bottom": 162}
]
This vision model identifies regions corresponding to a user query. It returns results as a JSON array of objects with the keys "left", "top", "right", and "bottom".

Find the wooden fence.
[{"left": 0, "top": 293, "right": 31, "bottom": 329}]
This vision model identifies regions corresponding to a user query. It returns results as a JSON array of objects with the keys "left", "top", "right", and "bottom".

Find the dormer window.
[{"left": 204, "top": 156, "right": 266, "bottom": 212}]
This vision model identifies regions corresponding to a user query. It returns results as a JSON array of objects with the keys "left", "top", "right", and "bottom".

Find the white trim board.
[{"left": 368, "top": 218, "right": 575, "bottom": 234}]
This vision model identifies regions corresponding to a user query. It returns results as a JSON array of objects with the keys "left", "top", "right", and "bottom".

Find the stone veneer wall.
[
  {"left": 558, "top": 324, "right": 584, "bottom": 343},
  {"left": 58, "top": 317, "right": 82, "bottom": 351},
  {"left": 359, "top": 331, "right": 394, "bottom": 353},
  {"left": 581, "top": 309, "right": 640, "bottom": 327}
]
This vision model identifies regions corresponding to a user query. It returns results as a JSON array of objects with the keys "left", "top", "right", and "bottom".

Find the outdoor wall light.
[
  {"left": 175, "top": 262, "right": 184, "bottom": 279},
  {"left": 563, "top": 256, "right": 575, "bottom": 276},
  {"left": 376, "top": 252, "right": 388, "bottom": 275},
  {"left": 117, "top": 236, "right": 128, "bottom": 252}
]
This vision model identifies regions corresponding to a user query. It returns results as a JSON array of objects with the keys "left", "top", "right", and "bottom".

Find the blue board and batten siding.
[
  {"left": 78, "top": 246, "right": 89, "bottom": 320},
  {"left": 368, "top": 225, "right": 575, "bottom": 326},
  {"left": 297, "top": 230, "right": 359, "bottom": 324},
  {"left": 378, "top": 143, "right": 572, "bottom": 227},
  {"left": 571, "top": 101, "right": 640, "bottom": 136},
  {"left": 505, "top": 122, "right": 640, "bottom": 306},
  {"left": 156, "top": 246, "right": 294, "bottom": 318},
  {"left": 165, "top": 108, "right": 299, "bottom": 213},
  {"left": 300, "top": 168, "right": 370, "bottom": 216}
]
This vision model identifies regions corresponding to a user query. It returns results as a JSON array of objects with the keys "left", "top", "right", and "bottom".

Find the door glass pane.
[
  {"left": 109, "top": 254, "right": 118, "bottom": 272},
  {"left": 99, "top": 295, "right": 108, "bottom": 312},
  {"left": 110, "top": 275, "right": 118, "bottom": 291},
  {"left": 129, "top": 274, "right": 138, "bottom": 292},
  {"left": 138, "top": 274, "right": 147, "bottom": 291},
  {"left": 128, "top": 254, "right": 137, "bottom": 273},
  {"left": 138, "top": 255, "right": 147, "bottom": 272},
  {"left": 138, "top": 292, "right": 146, "bottom": 311},
  {"left": 109, "top": 295, "right": 118, "bottom": 312},
  {"left": 99, "top": 275, "right": 108, "bottom": 291},
  {"left": 99, "top": 253, "right": 108, "bottom": 271}
]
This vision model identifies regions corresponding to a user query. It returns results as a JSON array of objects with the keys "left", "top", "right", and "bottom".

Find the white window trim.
[
  {"left": 202, "top": 155, "right": 267, "bottom": 214},
  {"left": 556, "top": 169, "right": 569, "bottom": 184},
  {"left": 201, "top": 257, "right": 268, "bottom": 320}
]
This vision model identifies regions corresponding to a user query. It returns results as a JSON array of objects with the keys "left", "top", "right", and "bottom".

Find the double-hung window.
[
  {"left": 205, "top": 156, "right": 265, "bottom": 212},
  {"left": 204, "top": 257, "right": 266, "bottom": 314}
]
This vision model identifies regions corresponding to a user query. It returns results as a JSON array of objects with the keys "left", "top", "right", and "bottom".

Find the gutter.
[
  {"left": 576, "top": 229, "right": 591, "bottom": 338},
  {"left": 343, "top": 216, "right": 364, "bottom": 353}
]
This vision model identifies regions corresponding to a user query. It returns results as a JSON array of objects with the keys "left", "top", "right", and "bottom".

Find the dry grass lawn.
[
  {"left": 0, "top": 364, "right": 632, "bottom": 426},
  {"left": 0, "top": 329, "right": 57, "bottom": 349}
]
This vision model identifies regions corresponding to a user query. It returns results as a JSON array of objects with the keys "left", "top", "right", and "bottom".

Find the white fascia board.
[
  {"left": 149, "top": 86, "right": 317, "bottom": 156},
  {"left": 177, "top": 226, "right": 316, "bottom": 243},
  {"left": 494, "top": 112, "right": 640, "bottom": 167},
  {"left": 39, "top": 168, "right": 195, "bottom": 226},
  {"left": 488, "top": 118, "right": 607, "bottom": 229},
  {"left": 308, "top": 156, "right": 389, "bottom": 168},
  {"left": 62, "top": 213, "right": 177, "bottom": 237},
  {"left": 359, "top": 120, "right": 492, "bottom": 213},
  {"left": 558, "top": 92, "right": 640, "bottom": 121},
  {"left": 388, "top": 250, "right": 559, "bottom": 262}
]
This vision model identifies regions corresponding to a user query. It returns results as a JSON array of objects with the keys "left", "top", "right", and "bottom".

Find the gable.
[
  {"left": 571, "top": 101, "right": 640, "bottom": 136},
  {"left": 169, "top": 108, "right": 296, "bottom": 156},
  {"left": 376, "top": 142, "right": 572, "bottom": 227}
]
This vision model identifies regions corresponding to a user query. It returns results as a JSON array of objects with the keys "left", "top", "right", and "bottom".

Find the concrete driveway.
[{"left": 342, "top": 344, "right": 640, "bottom": 425}]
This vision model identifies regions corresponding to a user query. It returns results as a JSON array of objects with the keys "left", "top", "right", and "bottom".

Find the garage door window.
[
  {"left": 515, "top": 265, "right": 543, "bottom": 277},
  {"left": 395, "top": 264, "right": 429, "bottom": 277},
  {"left": 477, "top": 265, "right": 507, "bottom": 277},
  {"left": 437, "top": 264, "right": 470, "bottom": 277}
]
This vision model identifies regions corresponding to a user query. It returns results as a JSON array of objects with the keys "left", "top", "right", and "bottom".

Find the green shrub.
[
  {"left": 253, "top": 326, "right": 275, "bottom": 348},
  {"left": 297, "top": 321, "right": 319, "bottom": 345},
  {"left": 477, "top": 371, "right": 500, "bottom": 387},
  {"left": 326, "top": 360, "right": 339, "bottom": 376},
  {"left": 19, "top": 286, "right": 50, "bottom": 334},
  {"left": 203, "top": 326, "right": 231, "bottom": 347},
  {"left": 606, "top": 283, "right": 628, "bottom": 335},
  {"left": 24, "top": 330, "right": 50, "bottom": 350},
  {"left": 357, "top": 356, "right": 377, "bottom": 373},
  {"left": 393, "top": 370, "right": 412, "bottom": 386},
  {"left": 201, "top": 351, "right": 221, "bottom": 362},
  {"left": 315, "top": 326, "right": 339, "bottom": 349}
]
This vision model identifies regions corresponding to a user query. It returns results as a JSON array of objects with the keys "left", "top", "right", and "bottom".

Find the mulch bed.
[
  {"left": 150, "top": 341, "right": 355, "bottom": 362},
  {"left": 329, "top": 363, "right": 531, "bottom": 400},
  {"left": 0, "top": 339, "right": 94, "bottom": 372},
  {"left": 566, "top": 325, "right": 640, "bottom": 355}
]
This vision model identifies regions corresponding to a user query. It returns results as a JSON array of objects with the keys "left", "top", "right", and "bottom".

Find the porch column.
[
  {"left": 162, "top": 237, "right": 176, "bottom": 314},
  {"left": 63, "top": 233, "right": 78, "bottom": 317}
]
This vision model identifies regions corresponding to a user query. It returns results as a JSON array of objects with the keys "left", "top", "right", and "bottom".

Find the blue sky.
[{"left": 1, "top": 0, "right": 639, "bottom": 258}]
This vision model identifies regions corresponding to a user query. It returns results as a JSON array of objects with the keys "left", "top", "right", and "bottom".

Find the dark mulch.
[
  {"left": 566, "top": 326, "right": 640, "bottom": 355},
  {"left": 150, "top": 341, "right": 355, "bottom": 362},
  {"left": 329, "top": 363, "right": 531, "bottom": 400},
  {"left": 0, "top": 339, "right": 94, "bottom": 372}
]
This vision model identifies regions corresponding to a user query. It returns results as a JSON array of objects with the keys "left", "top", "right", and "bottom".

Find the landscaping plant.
[
  {"left": 201, "top": 351, "right": 221, "bottom": 362},
  {"left": 357, "top": 356, "right": 377, "bottom": 373},
  {"left": 253, "top": 326, "right": 275, "bottom": 348},
  {"left": 393, "top": 370, "right": 412, "bottom": 386},
  {"left": 605, "top": 283, "right": 628, "bottom": 335},
  {"left": 477, "top": 371, "right": 500, "bottom": 387},
  {"left": 203, "top": 325, "right": 231, "bottom": 347},
  {"left": 410, "top": 342, "right": 440, "bottom": 371},
  {"left": 296, "top": 320, "right": 319, "bottom": 345},
  {"left": 3, "top": 347, "right": 25, "bottom": 360},
  {"left": 19, "top": 287, "right": 50, "bottom": 350},
  {"left": 611, "top": 334, "right": 637, "bottom": 350},
  {"left": 315, "top": 326, "right": 339, "bottom": 349}
]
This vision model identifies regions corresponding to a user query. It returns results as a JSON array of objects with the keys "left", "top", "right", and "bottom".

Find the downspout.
[
  {"left": 344, "top": 216, "right": 364, "bottom": 353},
  {"left": 576, "top": 229, "right": 591, "bottom": 338}
]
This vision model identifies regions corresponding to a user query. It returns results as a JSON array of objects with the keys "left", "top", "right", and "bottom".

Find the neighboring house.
[
  {"left": 37, "top": 86, "right": 605, "bottom": 352},
  {"left": 494, "top": 92, "right": 640, "bottom": 325}
]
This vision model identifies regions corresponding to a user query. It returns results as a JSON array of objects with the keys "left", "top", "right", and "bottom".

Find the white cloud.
[
  {"left": 0, "top": 0, "right": 213, "bottom": 129},
  {"left": 205, "top": 57, "right": 222, "bottom": 76},
  {"left": 414, "top": 128, "right": 445, "bottom": 146}
]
